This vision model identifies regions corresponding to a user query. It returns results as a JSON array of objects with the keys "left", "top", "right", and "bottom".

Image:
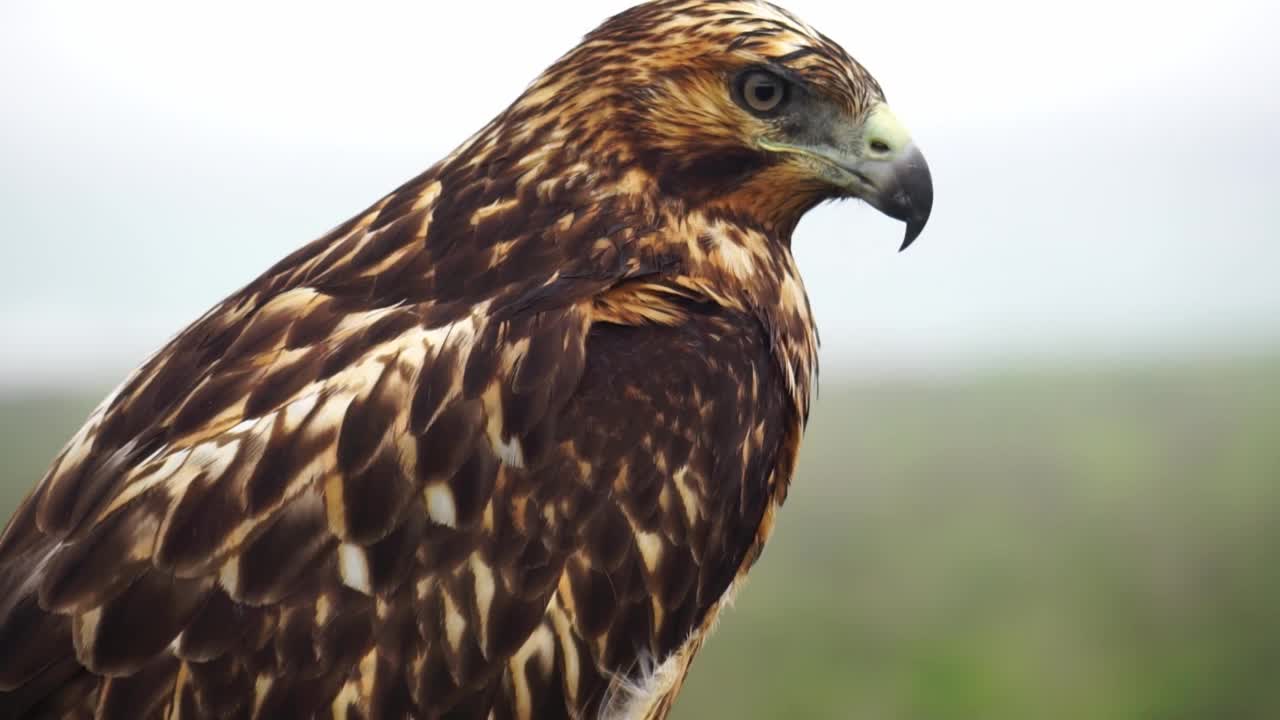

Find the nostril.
[{"left": 869, "top": 139, "right": 891, "bottom": 154}]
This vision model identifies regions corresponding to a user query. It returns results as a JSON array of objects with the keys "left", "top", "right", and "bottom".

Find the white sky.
[{"left": 2, "top": 0, "right": 1279, "bottom": 386}]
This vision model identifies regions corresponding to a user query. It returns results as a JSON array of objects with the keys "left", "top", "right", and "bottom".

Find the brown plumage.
[{"left": 0, "top": 2, "right": 932, "bottom": 718}]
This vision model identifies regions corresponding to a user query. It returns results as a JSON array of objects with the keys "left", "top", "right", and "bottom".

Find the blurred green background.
[
  {"left": 677, "top": 356, "right": 1280, "bottom": 720},
  {"left": 4, "top": 355, "right": 1277, "bottom": 719}
]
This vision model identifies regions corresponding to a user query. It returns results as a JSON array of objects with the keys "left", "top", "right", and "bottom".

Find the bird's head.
[{"left": 511, "top": 0, "right": 933, "bottom": 248}]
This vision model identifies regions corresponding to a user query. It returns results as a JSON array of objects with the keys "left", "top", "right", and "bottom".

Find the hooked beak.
[
  {"left": 762, "top": 103, "right": 933, "bottom": 251},
  {"left": 854, "top": 141, "right": 933, "bottom": 251}
]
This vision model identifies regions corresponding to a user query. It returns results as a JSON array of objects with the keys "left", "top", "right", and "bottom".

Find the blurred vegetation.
[{"left": 1, "top": 357, "right": 1278, "bottom": 719}]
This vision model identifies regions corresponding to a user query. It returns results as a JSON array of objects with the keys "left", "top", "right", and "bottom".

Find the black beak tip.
[
  {"left": 899, "top": 223, "right": 922, "bottom": 252},
  {"left": 897, "top": 207, "right": 930, "bottom": 252}
]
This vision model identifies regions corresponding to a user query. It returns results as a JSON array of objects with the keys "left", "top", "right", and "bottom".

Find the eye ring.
[{"left": 735, "top": 69, "right": 789, "bottom": 116}]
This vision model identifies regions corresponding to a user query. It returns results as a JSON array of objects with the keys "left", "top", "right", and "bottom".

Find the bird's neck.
[
  {"left": 435, "top": 126, "right": 820, "bottom": 418},
  {"left": 633, "top": 200, "right": 820, "bottom": 423}
]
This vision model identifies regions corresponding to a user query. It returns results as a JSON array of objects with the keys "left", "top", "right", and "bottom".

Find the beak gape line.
[{"left": 761, "top": 103, "right": 933, "bottom": 250}]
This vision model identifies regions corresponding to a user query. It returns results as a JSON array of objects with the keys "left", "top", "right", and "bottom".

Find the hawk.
[{"left": 0, "top": 1, "right": 932, "bottom": 718}]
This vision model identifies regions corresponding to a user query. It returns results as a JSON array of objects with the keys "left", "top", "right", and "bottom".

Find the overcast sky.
[{"left": 2, "top": 0, "right": 1278, "bottom": 387}]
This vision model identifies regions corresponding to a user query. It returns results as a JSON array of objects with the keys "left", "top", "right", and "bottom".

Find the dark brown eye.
[{"left": 737, "top": 70, "right": 788, "bottom": 116}]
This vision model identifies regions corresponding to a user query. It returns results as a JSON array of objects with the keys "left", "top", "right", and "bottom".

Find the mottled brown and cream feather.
[{"left": 0, "top": 1, "right": 896, "bottom": 718}]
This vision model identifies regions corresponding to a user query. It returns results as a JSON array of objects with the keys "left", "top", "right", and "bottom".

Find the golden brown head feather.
[
  {"left": 0, "top": 3, "right": 930, "bottom": 719},
  {"left": 467, "top": 0, "right": 889, "bottom": 236}
]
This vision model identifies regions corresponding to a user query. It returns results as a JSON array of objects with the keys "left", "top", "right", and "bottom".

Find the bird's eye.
[{"left": 736, "top": 70, "right": 788, "bottom": 116}]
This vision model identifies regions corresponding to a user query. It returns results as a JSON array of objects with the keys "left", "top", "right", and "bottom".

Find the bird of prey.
[{"left": 0, "top": 1, "right": 932, "bottom": 718}]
